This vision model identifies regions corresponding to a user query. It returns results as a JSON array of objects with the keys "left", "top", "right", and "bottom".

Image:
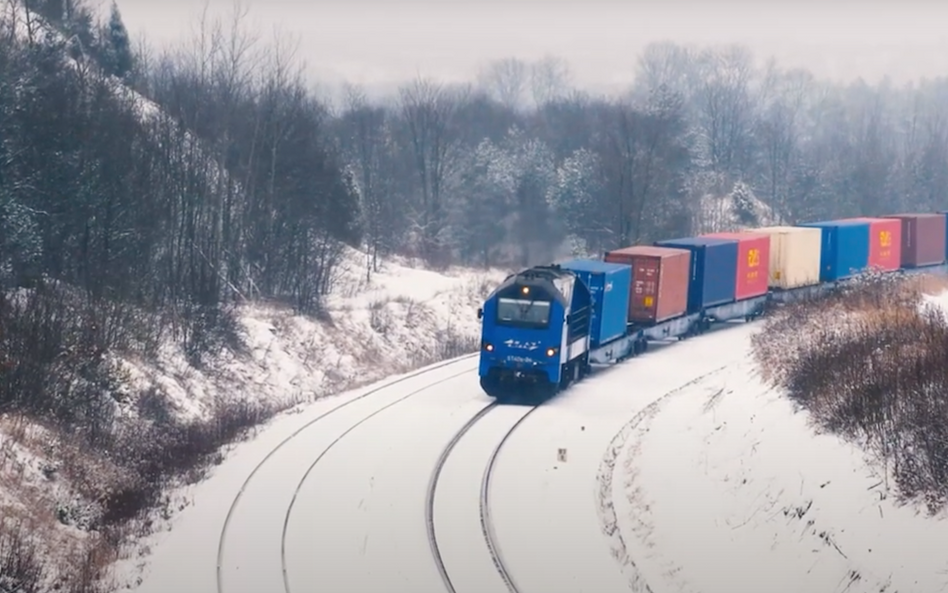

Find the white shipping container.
[{"left": 752, "top": 226, "right": 823, "bottom": 289}]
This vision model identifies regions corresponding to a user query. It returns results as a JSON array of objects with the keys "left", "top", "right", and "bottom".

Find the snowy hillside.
[
  {"left": 601, "top": 278, "right": 948, "bottom": 593},
  {"left": 602, "top": 343, "right": 948, "bottom": 593},
  {"left": 0, "top": 248, "right": 509, "bottom": 591}
]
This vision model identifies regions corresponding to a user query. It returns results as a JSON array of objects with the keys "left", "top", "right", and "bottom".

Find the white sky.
[{"left": 103, "top": 0, "right": 948, "bottom": 96}]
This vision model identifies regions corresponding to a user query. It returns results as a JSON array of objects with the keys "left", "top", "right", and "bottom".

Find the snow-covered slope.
[
  {"left": 602, "top": 292, "right": 948, "bottom": 592},
  {"left": 115, "top": 249, "right": 508, "bottom": 421},
  {"left": 0, "top": 247, "right": 509, "bottom": 590}
]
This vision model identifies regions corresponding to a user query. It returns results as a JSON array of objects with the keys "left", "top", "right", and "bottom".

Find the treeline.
[{"left": 334, "top": 46, "right": 948, "bottom": 270}]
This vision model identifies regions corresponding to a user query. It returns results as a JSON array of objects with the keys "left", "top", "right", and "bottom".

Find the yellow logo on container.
[
  {"left": 880, "top": 230, "right": 892, "bottom": 248},
  {"left": 747, "top": 248, "right": 760, "bottom": 267},
  {"left": 644, "top": 296, "right": 654, "bottom": 307}
]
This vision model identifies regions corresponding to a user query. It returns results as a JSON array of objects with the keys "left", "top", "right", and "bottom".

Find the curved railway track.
[
  {"left": 479, "top": 406, "right": 541, "bottom": 592},
  {"left": 426, "top": 402, "right": 541, "bottom": 593},
  {"left": 214, "top": 353, "right": 480, "bottom": 593}
]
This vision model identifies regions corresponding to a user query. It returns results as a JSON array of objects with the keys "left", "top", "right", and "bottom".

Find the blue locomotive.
[{"left": 476, "top": 265, "right": 592, "bottom": 400}]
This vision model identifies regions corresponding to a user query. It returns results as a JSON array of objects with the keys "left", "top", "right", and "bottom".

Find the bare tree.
[
  {"left": 339, "top": 82, "right": 396, "bottom": 278},
  {"left": 693, "top": 45, "right": 757, "bottom": 178},
  {"left": 756, "top": 64, "right": 812, "bottom": 219},
  {"left": 633, "top": 41, "right": 697, "bottom": 101},
  {"left": 397, "top": 76, "right": 465, "bottom": 265},
  {"left": 477, "top": 57, "right": 529, "bottom": 110},
  {"left": 530, "top": 55, "right": 571, "bottom": 107}
]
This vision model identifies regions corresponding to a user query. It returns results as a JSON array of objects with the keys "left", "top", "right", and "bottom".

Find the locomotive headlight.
[
  {"left": 521, "top": 286, "right": 530, "bottom": 295},
  {"left": 546, "top": 347, "right": 556, "bottom": 357},
  {"left": 484, "top": 343, "right": 494, "bottom": 352}
]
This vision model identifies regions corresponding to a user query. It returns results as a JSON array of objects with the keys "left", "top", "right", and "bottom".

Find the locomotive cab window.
[{"left": 495, "top": 298, "right": 551, "bottom": 327}]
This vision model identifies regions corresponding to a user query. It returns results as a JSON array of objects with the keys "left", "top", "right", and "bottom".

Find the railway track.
[
  {"left": 426, "top": 402, "right": 541, "bottom": 593},
  {"left": 214, "top": 353, "right": 480, "bottom": 593}
]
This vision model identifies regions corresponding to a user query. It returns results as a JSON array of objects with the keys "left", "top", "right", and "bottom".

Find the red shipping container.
[
  {"left": 604, "top": 245, "right": 691, "bottom": 323},
  {"left": 701, "top": 231, "right": 771, "bottom": 300},
  {"left": 882, "top": 213, "right": 947, "bottom": 268},
  {"left": 842, "top": 217, "right": 902, "bottom": 271}
]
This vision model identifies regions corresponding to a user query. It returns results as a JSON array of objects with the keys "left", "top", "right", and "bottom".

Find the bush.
[
  {"left": 0, "top": 281, "right": 281, "bottom": 589},
  {"left": 0, "top": 520, "right": 45, "bottom": 593},
  {"left": 752, "top": 273, "right": 948, "bottom": 513}
]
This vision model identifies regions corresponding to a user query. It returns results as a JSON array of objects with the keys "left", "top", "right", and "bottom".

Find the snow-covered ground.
[
  {"left": 9, "top": 247, "right": 948, "bottom": 592},
  {"left": 0, "top": 248, "right": 509, "bottom": 590},
  {"left": 115, "top": 250, "right": 508, "bottom": 421},
  {"left": 118, "top": 288, "right": 948, "bottom": 593},
  {"left": 604, "top": 353, "right": 948, "bottom": 593}
]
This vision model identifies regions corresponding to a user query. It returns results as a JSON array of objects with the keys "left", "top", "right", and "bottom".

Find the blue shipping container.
[
  {"left": 653, "top": 237, "right": 738, "bottom": 313},
  {"left": 558, "top": 259, "right": 631, "bottom": 349},
  {"left": 797, "top": 220, "right": 870, "bottom": 282}
]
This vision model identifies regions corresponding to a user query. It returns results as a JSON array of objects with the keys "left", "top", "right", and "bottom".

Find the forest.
[{"left": 1, "top": 0, "right": 948, "bottom": 589}]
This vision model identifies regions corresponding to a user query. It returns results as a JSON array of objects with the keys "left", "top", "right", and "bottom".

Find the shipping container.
[
  {"left": 751, "top": 226, "right": 823, "bottom": 289},
  {"left": 603, "top": 245, "right": 690, "bottom": 324},
  {"left": 796, "top": 220, "right": 870, "bottom": 282},
  {"left": 701, "top": 231, "right": 771, "bottom": 300},
  {"left": 558, "top": 259, "right": 632, "bottom": 348},
  {"left": 940, "top": 211, "right": 948, "bottom": 260},
  {"left": 841, "top": 217, "right": 902, "bottom": 272},
  {"left": 882, "top": 213, "right": 947, "bottom": 268},
  {"left": 653, "top": 237, "right": 739, "bottom": 313}
]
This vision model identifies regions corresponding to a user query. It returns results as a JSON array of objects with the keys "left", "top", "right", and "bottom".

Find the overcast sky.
[{"left": 106, "top": 0, "right": 948, "bottom": 97}]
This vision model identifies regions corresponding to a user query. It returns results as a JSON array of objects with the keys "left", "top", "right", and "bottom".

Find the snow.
[
  {"left": 114, "top": 248, "right": 507, "bottom": 422},
  {"left": 602, "top": 325, "right": 948, "bottom": 593},
  {"left": 111, "top": 284, "right": 948, "bottom": 593},
  {"left": 919, "top": 289, "right": 948, "bottom": 323},
  {"left": 0, "top": 246, "right": 508, "bottom": 590},
  {"left": 121, "top": 355, "right": 488, "bottom": 592}
]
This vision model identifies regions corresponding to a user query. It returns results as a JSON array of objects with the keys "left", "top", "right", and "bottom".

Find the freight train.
[{"left": 476, "top": 211, "right": 948, "bottom": 402}]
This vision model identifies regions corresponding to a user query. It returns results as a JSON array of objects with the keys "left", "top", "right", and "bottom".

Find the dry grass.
[{"left": 752, "top": 271, "right": 948, "bottom": 513}]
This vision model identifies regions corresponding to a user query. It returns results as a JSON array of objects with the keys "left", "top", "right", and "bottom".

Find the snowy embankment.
[
  {"left": 115, "top": 250, "right": 507, "bottom": 421},
  {"left": 0, "top": 248, "right": 508, "bottom": 589},
  {"left": 603, "top": 278, "right": 948, "bottom": 593}
]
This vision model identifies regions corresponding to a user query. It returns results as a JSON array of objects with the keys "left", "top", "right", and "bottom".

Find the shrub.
[{"left": 752, "top": 273, "right": 948, "bottom": 513}]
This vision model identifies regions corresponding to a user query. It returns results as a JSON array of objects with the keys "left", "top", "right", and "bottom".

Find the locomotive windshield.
[{"left": 495, "top": 297, "right": 551, "bottom": 327}]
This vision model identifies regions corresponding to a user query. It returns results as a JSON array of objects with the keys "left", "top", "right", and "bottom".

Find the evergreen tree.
[{"left": 105, "top": 1, "right": 133, "bottom": 78}]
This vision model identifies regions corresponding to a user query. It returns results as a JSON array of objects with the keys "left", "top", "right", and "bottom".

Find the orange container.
[
  {"left": 702, "top": 231, "right": 771, "bottom": 300},
  {"left": 604, "top": 245, "right": 691, "bottom": 323}
]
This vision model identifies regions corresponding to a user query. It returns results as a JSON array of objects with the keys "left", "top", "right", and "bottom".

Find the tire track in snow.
[
  {"left": 595, "top": 365, "right": 729, "bottom": 593},
  {"left": 215, "top": 352, "right": 479, "bottom": 593}
]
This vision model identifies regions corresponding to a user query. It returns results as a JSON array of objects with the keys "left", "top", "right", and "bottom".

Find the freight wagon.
[{"left": 476, "top": 210, "right": 948, "bottom": 402}]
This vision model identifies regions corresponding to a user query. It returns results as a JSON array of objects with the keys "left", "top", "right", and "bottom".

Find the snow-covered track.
[
  {"left": 426, "top": 401, "right": 500, "bottom": 593},
  {"left": 480, "top": 405, "right": 541, "bottom": 593},
  {"left": 215, "top": 352, "right": 480, "bottom": 593},
  {"left": 426, "top": 400, "right": 541, "bottom": 593},
  {"left": 278, "top": 366, "right": 476, "bottom": 593}
]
